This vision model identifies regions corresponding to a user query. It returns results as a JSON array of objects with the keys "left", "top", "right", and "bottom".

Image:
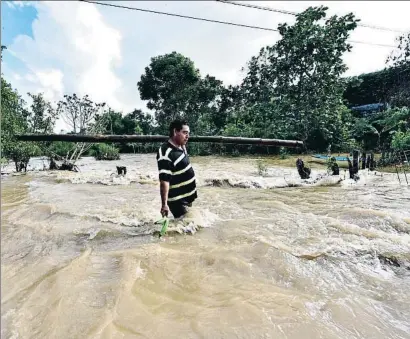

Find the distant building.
[{"left": 350, "top": 103, "right": 388, "bottom": 117}]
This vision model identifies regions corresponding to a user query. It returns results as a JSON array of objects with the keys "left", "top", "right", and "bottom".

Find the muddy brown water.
[{"left": 1, "top": 154, "right": 410, "bottom": 339}]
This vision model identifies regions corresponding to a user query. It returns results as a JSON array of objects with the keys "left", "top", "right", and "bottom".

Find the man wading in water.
[{"left": 157, "top": 120, "right": 197, "bottom": 219}]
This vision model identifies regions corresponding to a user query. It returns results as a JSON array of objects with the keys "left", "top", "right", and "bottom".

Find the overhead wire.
[
  {"left": 78, "top": 0, "right": 278, "bottom": 33},
  {"left": 79, "top": 0, "right": 398, "bottom": 48},
  {"left": 216, "top": 0, "right": 407, "bottom": 34}
]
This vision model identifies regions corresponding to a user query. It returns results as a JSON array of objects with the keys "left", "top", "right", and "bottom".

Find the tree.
[
  {"left": 27, "top": 92, "right": 58, "bottom": 134},
  {"left": 343, "top": 66, "right": 410, "bottom": 108},
  {"left": 387, "top": 32, "right": 410, "bottom": 68},
  {"left": 391, "top": 130, "right": 410, "bottom": 151},
  {"left": 187, "top": 75, "right": 226, "bottom": 134},
  {"left": 241, "top": 6, "right": 358, "bottom": 149},
  {"left": 97, "top": 109, "right": 125, "bottom": 135},
  {"left": 55, "top": 94, "right": 109, "bottom": 166},
  {"left": 57, "top": 94, "right": 106, "bottom": 134},
  {"left": 124, "top": 109, "right": 155, "bottom": 135},
  {"left": 385, "top": 32, "right": 410, "bottom": 108},
  {"left": 351, "top": 118, "right": 380, "bottom": 151},
  {"left": 137, "top": 51, "right": 225, "bottom": 134},
  {"left": 137, "top": 52, "right": 200, "bottom": 129},
  {"left": 25, "top": 92, "right": 60, "bottom": 163},
  {"left": 0, "top": 79, "right": 45, "bottom": 171},
  {"left": 2, "top": 47, "right": 39, "bottom": 171}
]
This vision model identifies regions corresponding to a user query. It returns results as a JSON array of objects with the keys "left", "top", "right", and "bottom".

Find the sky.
[{"left": 1, "top": 0, "right": 410, "bottom": 132}]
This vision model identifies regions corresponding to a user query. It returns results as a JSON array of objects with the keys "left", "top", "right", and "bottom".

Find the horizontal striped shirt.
[{"left": 156, "top": 141, "right": 197, "bottom": 204}]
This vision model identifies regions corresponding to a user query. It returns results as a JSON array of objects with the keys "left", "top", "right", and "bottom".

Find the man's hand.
[{"left": 161, "top": 204, "right": 169, "bottom": 217}]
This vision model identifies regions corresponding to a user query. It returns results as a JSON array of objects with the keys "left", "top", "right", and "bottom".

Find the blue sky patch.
[
  {"left": 1, "top": 1, "right": 38, "bottom": 47},
  {"left": 1, "top": 2, "right": 37, "bottom": 79}
]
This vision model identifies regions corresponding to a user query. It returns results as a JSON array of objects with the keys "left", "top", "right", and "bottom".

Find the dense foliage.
[
  {"left": 1, "top": 8, "right": 409, "bottom": 171},
  {"left": 344, "top": 64, "right": 410, "bottom": 107},
  {"left": 89, "top": 144, "right": 121, "bottom": 161}
]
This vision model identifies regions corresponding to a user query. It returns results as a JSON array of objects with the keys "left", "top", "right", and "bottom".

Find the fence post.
[
  {"left": 361, "top": 152, "right": 367, "bottom": 170},
  {"left": 369, "top": 152, "right": 375, "bottom": 171},
  {"left": 353, "top": 149, "right": 359, "bottom": 174}
]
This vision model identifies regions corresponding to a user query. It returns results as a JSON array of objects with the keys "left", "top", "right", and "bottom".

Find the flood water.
[{"left": 1, "top": 154, "right": 410, "bottom": 339}]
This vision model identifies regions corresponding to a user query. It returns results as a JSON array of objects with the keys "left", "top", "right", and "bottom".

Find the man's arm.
[
  {"left": 160, "top": 180, "right": 170, "bottom": 217},
  {"left": 157, "top": 148, "right": 173, "bottom": 216}
]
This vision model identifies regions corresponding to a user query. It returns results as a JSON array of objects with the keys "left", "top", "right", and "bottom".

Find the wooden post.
[
  {"left": 369, "top": 153, "right": 375, "bottom": 171},
  {"left": 361, "top": 152, "right": 367, "bottom": 170},
  {"left": 366, "top": 155, "right": 371, "bottom": 169},
  {"left": 395, "top": 165, "right": 401, "bottom": 184},
  {"left": 353, "top": 150, "right": 359, "bottom": 174},
  {"left": 347, "top": 158, "right": 354, "bottom": 179},
  {"left": 388, "top": 151, "right": 393, "bottom": 165}
]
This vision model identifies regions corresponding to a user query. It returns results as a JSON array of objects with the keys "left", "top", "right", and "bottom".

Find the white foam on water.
[{"left": 134, "top": 260, "right": 147, "bottom": 280}]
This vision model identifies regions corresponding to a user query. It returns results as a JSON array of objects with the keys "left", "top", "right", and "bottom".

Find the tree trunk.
[{"left": 17, "top": 134, "right": 304, "bottom": 148}]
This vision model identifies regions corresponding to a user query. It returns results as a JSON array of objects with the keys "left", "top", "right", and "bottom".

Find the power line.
[
  {"left": 348, "top": 40, "right": 398, "bottom": 48},
  {"left": 216, "top": 0, "right": 407, "bottom": 34},
  {"left": 217, "top": 0, "right": 297, "bottom": 17},
  {"left": 79, "top": 0, "right": 278, "bottom": 33},
  {"left": 79, "top": 0, "right": 397, "bottom": 48}
]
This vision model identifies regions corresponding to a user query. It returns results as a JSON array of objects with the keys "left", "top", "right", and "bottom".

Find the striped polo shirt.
[{"left": 156, "top": 141, "right": 197, "bottom": 204}]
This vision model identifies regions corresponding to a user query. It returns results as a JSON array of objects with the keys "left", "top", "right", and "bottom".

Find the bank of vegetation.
[{"left": 1, "top": 6, "right": 409, "bottom": 172}]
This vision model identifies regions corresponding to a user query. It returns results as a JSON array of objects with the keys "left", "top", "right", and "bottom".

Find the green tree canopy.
[
  {"left": 240, "top": 6, "right": 358, "bottom": 149},
  {"left": 137, "top": 51, "right": 224, "bottom": 134}
]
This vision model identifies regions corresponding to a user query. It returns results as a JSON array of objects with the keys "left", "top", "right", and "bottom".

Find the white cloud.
[
  {"left": 35, "top": 69, "right": 64, "bottom": 101},
  {"left": 4, "top": 1, "right": 123, "bottom": 131},
  {"left": 3, "top": 0, "right": 410, "bottom": 132}
]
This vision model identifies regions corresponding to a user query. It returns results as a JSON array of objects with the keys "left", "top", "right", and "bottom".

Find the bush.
[
  {"left": 90, "top": 144, "right": 120, "bottom": 160},
  {"left": 48, "top": 141, "right": 76, "bottom": 157},
  {"left": 391, "top": 130, "right": 410, "bottom": 151}
]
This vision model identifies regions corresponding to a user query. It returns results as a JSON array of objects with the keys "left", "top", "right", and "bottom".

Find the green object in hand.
[{"left": 155, "top": 217, "right": 169, "bottom": 237}]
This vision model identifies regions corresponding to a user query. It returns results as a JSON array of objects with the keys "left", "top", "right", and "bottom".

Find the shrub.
[
  {"left": 90, "top": 144, "right": 120, "bottom": 160},
  {"left": 391, "top": 130, "right": 410, "bottom": 151}
]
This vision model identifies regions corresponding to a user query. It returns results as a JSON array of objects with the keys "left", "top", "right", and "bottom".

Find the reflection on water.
[{"left": 1, "top": 154, "right": 410, "bottom": 339}]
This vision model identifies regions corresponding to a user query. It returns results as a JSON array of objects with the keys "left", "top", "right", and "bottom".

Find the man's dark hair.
[{"left": 169, "top": 119, "right": 188, "bottom": 137}]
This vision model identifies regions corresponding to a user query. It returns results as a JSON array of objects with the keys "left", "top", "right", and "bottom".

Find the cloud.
[
  {"left": 4, "top": 1, "right": 122, "bottom": 131},
  {"left": 3, "top": 1, "right": 410, "bottom": 132}
]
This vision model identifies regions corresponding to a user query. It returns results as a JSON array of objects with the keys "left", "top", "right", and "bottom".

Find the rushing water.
[{"left": 1, "top": 154, "right": 410, "bottom": 339}]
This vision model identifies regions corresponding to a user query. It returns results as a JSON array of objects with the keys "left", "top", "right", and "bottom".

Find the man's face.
[{"left": 174, "top": 125, "right": 190, "bottom": 146}]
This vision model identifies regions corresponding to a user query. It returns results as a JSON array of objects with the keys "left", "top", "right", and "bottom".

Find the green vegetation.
[
  {"left": 392, "top": 130, "right": 410, "bottom": 151},
  {"left": 1, "top": 6, "right": 409, "bottom": 172},
  {"left": 89, "top": 144, "right": 121, "bottom": 161}
]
